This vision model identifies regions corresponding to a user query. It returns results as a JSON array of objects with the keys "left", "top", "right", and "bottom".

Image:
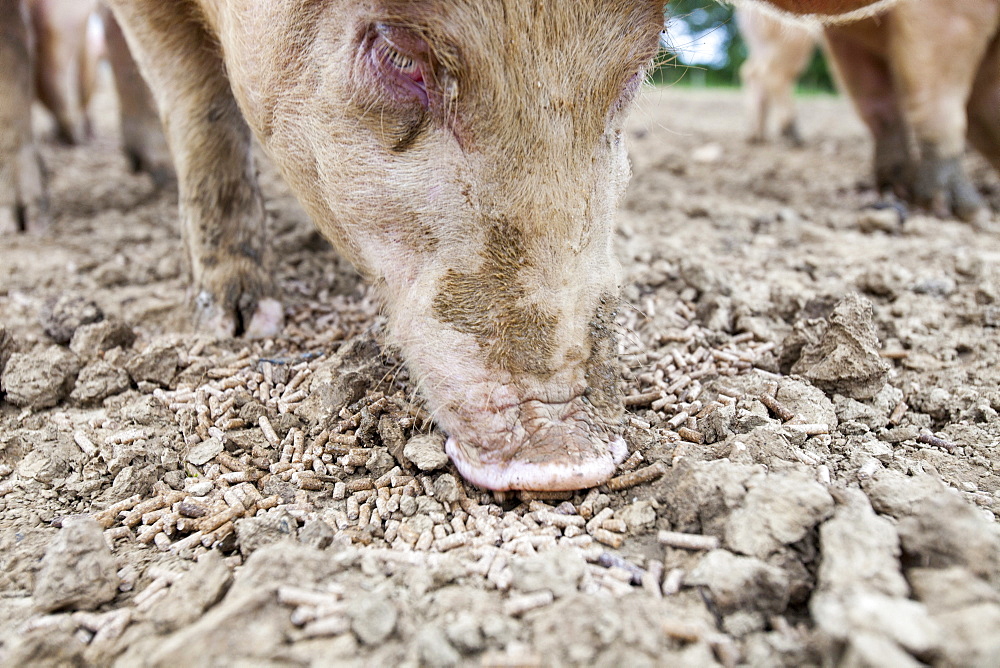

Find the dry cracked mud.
[{"left": 1, "top": 78, "right": 999, "bottom": 667}]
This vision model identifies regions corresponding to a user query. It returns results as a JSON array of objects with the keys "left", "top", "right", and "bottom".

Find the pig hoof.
[
  {"left": 0, "top": 207, "right": 19, "bottom": 234},
  {"left": 1, "top": 148, "right": 49, "bottom": 233},
  {"left": 194, "top": 291, "right": 284, "bottom": 339},
  {"left": 125, "top": 149, "right": 176, "bottom": 190},
  {"left": 445, "top": 434, "right": 627, "bottom": 492},
  {"left": 0, "top": 201, "right": 49, "bottom": 234},
  {"left": 913, "top": 156, "right": 986, "bottom": 223},
  {"left": 243, "top": 299, "right": 285, "bottom": 338}
]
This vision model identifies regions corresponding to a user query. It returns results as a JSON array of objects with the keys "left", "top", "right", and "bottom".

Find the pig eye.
[{"left": 370, "top": 23, "right": 429, "bottom": 107}]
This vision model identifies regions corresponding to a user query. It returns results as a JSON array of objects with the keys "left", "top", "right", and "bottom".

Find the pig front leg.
[
  {"left": 967, "top": 33, "right": 1000, "bottom": 189},
  {"left": 738, "top": 7, "right": 815, "bottom": 146},
  {"left": 824, "top": 23, "right": 913, "bottom": 201},
  {"left": 29, "top": 0, "right": 98, "bottom": 145},
  {"left": 888, "top": 2, "right": 994, "bottom": 224},
  {"left": 104, "top": 1, "right": 282, "bottom": 338},
  {"left": 100, "top": 6, "right": 173, "bottom": 189},
  {"left": 0, "top": 0, "right": 48, "bottom": 234}
]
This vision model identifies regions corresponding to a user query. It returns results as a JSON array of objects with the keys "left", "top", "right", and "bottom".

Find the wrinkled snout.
[
  {"left": 442, "top": 380, "right": 628, "bottom": 492},
  {"left": 385, "top": 223, "right": 627, "bottom": 492}
]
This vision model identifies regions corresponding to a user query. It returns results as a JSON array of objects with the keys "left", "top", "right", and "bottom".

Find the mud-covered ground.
[{"left": 2, "top": 74, "right": 1000, "bottom": 667}]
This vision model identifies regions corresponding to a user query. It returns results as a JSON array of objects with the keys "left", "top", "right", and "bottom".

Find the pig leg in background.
[
  {"left": 77, "top": 8, "right": 102, "bottom": 134},
  {"left": 100, "top": 6, "right": 173, "bottom": 189},
  {"left": 29, "top": 0, "right": 98, "bottom": 144},
  {"left": 887, "top": 1, "right": 998, "bottom": 223},
  {"left": 824, "top": 21, "right": 912, "bottom": 199},
  {"left": 966, "top": 31, "right": 1000, "bottom": 207},
  {"left": 737, "top": 7, "right": 816, "bottom": 145},
  {"left": 103, "top": 1, "right": 282, "bottom": 337},
  {"left": 0, "top": 0, "right": 47, "bottom": 233}
]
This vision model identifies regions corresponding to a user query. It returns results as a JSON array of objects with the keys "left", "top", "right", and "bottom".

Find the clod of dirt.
[
  {"left": 69, "top": 318, "right": 136, "bottom": 361},
  {"left": 909, "top": 567, "right": 1000, "bottom": 665},
  {"left": 39, "top": 294, "right": 104, "bottom": 345},
  {"left": 658, "top": 460, "right": 757, "bottom": 535},
  {"left": 909, "top": 567, "right": 1000, "bottom": 612},
  {"left": 857, "top": 208, "right": 903, "bottom": 234},
  {"left": 185, "top": 437, "right": 224, "bottom": 466},
  {"left": 124, "top": 341, "right": 180, "bottom": 387},
  {"left": 725, "top": 470, "right": 834, "bottom": 559},
  {"left": 416, "top": 625, "right": 462, "bottom": 667},
  {"left": 618, "top": 499, "right": 657, "bottom": 532},
  {"left": 69, "top": 360, "right": 131, "bottom": 405},
  {"left": 33, "top": 516, "right": 119, "bottom": 613},
  {"left": 293, "top": 335, "right": 385, "bottom": 424},
  {"left": 787, "top": 293, "right": 890, "bottom": 400},
  {"left": 775, "top": 377, "right": 838, "bottom": 427},
  {"left": 349, "top": 593, "right": 398, "bottom": 645},
  {"left": 378, "top": 413, "right": 407, "bottom": 463},
  {"left": 1, "top": 346, "right": 81, "bottom": 408},
  {"left": 145, "top": 552, "right": 233, "bottom": 632},
  {"left": 235, "top": 509, "right": 298, "bottom": 557},
  {"left": 298, "top": 519, "right": 336, "bottom": 550},
  {"left": 687, "top": 549, "right": 790, "bottom": 616},
  {"left": 511, "top": 550, "right": 587, "bottom": 598},
  {"left": 700, "top": 401, "right": 737, "bottom": 443},
  {"left": 432, "top": 474, "right": 461, "bottom": 504},
  {"left": 985, "top": 305, "right": 1000, "bottom": 328},
  {"left": 0, "top": 622, "right": 85, "bottom": 668},
  {"left": 932, "top": 603, "right": 1000, "bottom": 666},
  {"left": 117, "top": 543, "right": 320, "bottom": 666},
  {"left": 863, "top": 469, "right": 1000, "bottom": 586},
  {"left": 403, "top": 432, "right": 449, "bottom": 471},
  {"left": 834, "top": 395, "right": 886, "bottom": 430},
  {"left": 815, "top": 489, "right": 908, "bottom": 597}
]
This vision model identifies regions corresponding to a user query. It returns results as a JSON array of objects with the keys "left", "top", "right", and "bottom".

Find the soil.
[{"left": 1, "top": 76, "right": 999, "bottom": 667}]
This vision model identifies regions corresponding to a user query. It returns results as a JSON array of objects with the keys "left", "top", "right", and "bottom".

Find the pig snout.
[{"left": 390, "top": 230, "right": 630, "bottom": 491}]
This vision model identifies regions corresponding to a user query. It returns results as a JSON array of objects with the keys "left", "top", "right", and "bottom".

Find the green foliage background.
[{"left": 652, "top": 0, "right": 836, "bottom": 92}]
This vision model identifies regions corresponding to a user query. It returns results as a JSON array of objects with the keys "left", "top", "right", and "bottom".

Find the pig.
[
  {"left": 32, "top": 0, "right": 172, "bottom": 179},
  {"left": 737, "top": 5, "right": 819, "bottom": 145},
  {"left": 0, "top": 0, "right": 46, "bottom": 233},
  {"left": 0, "top": 0, "right": 170, "bottom": 234},
  {"left": 4, "top": 0, "right": 885, "bottom": 490},
  {"left": 99, "top": 6, "right": 173, "bottom": 186},
  {"left": 29, "top": 0, "right": 101, "bottom": 145},
  {"left": 824, "top": 0, "right": 1000, "bottom": 223}
]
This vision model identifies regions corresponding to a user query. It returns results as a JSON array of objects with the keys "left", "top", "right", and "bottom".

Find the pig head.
[
  {"left": 103, "top": 0, "right": 885, "bottom": 491},
  {"left": 208, "top": 1, "right": 663, "bottom": 490}
]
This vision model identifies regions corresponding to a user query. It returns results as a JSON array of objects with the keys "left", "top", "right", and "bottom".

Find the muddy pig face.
[{"left": 228, "top": 0, "right": 664, "bottom": 490}]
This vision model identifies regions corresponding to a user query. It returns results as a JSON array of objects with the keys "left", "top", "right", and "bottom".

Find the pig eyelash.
[
  {"left": 370, "top": 23, "right": 429, "bottom": 107},
  {"left": 376, "top": 38, "right": 416, "bottom": 73}
]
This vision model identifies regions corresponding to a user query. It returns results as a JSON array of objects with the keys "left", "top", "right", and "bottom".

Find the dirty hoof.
[
  {"left": 912, "top": 156, "right": 986, "bottom": 223},
  {"left": 124, "top": 145, "right": 175, "bottom": 191},
  {"left": 0, "top": 145, "right": 49, "bottom": 234},
  {"left": 194, "top": 291, "right": 284, "bottom": 339},
  {"left": 445, "top": 433, "right": 627, "bottom": 492},
  {"left": 244, "top": 298, "right": 285, "bottom": 338}
]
